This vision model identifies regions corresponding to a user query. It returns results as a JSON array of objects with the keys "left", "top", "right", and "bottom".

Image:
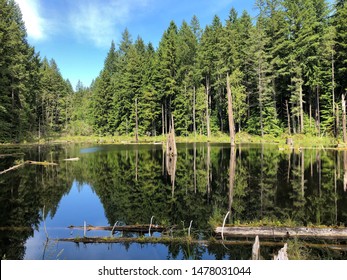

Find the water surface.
[{"left": 0, "top": 143, "right": 346, "bottom": 260}]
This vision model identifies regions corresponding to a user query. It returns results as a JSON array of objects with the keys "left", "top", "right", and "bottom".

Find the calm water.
[{"left": 0, "top": 143, "right": 346, "bottom": 260}]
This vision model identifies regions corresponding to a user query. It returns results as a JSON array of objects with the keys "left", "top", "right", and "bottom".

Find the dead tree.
[{"left": 226, "top": 74, "right": 236, "bottom": 146}]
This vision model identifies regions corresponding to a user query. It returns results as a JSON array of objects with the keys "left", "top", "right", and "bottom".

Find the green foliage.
[{"left": 1, "top": 0, "right": 346, "bottom": 141}]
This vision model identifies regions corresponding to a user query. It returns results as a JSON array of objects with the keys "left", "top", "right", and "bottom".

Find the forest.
[{"left": 1, "top": 0, "right": 347, "bottom": 143}]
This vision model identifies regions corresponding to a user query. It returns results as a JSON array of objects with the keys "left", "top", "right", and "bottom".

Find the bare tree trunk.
[
  {"left": 194, "top": 143, "right": 197, "bottom": 193},
  {"left": 342, "top": 94, "right": 347, "bottom": 143},
  {"left": 287, "top": 152, "right": 291, "bottom": 183},
  {"left": 299, "top": 84, "right": 304, "bottom": 133},
  {"left": 301, "top": 150, "right": 304, "bottom": 197},
  {"left": 259, "top": 71, "right": 264, "bottom": 138},
  {"left": 286, "top": 100, "right": 291, "bottom": 135},
  {"left": 309, "top": 103, "right": 312, "bottom": 129},
  {"left": 332, "top": 51, "right": 336, "bottom": 137},
  {"left": 227, "top": 74, "right": 235, "bottom": 146},
  {"left": 193, "top": 86, "right": 196, "bottom": 137},
  {"left": 336, "top": 104, "right": 340, "bottom": 139}
]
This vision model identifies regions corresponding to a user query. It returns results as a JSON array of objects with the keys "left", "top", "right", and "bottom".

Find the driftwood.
[
  {"left": 215, "top": 226, "right": 347, "bottom": 240},
  {"left": 252, "top": 236, "right": 260, "bottom": 260},
  {"left": 274, "top": 243, "right": 288, "bottom": 260},
  {"left": 68, "top": 224, "right": 169, "bottom": 234},
  {"left": 0, "top": 160, "right": 58, "bottom": 175}
]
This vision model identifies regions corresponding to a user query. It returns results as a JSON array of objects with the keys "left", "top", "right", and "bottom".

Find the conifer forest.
[{"left": 1, "top": 0, "right": 347, "bottom": 143}]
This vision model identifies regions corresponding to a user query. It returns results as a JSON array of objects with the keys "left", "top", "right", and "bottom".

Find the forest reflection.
[{"left": 1, "top": 143, "right": 347, "bottom": 259}]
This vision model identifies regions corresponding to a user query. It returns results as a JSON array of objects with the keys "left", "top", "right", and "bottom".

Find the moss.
[{"left": 230, "top": 217, "right": 299, "bottom": 228}]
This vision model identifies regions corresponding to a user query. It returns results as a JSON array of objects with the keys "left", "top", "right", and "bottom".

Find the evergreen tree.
[
  {"left": 157, "top": 21, "right": 179, "bottom": 134},
  {"left": 335, "top": 0, "right": 347, "bottom": 94}
]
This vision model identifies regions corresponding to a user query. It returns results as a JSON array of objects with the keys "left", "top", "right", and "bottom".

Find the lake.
[{"left": 0, "top": 143, "right": 346, "bottom": 260}]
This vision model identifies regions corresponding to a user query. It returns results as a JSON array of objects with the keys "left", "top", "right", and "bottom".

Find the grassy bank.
[
  {"left": 0, "top": 132, "right": 339, "bottom": 148},
  {"left": 48, "top": 132, "right": 338, "bottom": 148}
]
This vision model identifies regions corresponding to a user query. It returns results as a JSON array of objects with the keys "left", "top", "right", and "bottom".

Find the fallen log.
[
  {"left": 68, "top": 224, "right": 170, "bottom": 233},
  {"left": 215, "top": 226, "right": 347, "bottom": 240}
]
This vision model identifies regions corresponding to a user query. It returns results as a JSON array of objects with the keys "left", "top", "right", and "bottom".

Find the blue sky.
[{"left": 14, "top": 0, "right": 262, "bottom": 89}]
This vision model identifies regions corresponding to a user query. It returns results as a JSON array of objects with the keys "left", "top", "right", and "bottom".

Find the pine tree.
[
  {"left": 248, "top": 4, "right": 280, "bottom": 136},
  {"left": 157, "top": 21, "right": 179, "bottom": 134},
  {"left": 175, "top": 20, "right": 199, "bottom": 135},
  {"left": 335, "top": 0, "right": 347, "bottom": 94}
]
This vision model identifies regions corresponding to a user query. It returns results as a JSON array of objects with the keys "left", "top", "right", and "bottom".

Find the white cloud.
[
  {"left": 15, "top": 0, "right": 46, "bottom": 40},
  {"left": 69, "top": 0, "right": 150, "bottom": 48}
]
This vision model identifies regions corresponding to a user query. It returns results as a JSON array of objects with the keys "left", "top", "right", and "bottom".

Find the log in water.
[
  {"left": 68, "top": 224, "right": 170, "bottom": 233},
  {"left": 215, "top": 226, "right": 347, "bottom": 240}
]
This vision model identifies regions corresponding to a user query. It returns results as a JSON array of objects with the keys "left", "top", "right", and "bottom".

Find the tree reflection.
[{"left": 1, "top": 143, "right": 347, "bottom": 260}]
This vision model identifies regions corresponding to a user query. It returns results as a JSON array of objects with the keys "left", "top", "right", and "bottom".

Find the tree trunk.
[
  {"left": 286, "top": 100, "right": 291, "bottom": 135},
  {"left": 308, "top": 101, "right": 312, "bottom": 129},
  {"left": 259, "top": 71, "right": 264, "bottom": 137},
  {"left": 226, "top": 74, "right": 235, "bottom": 146},
  {"left": 336, "top": 104, "right": 340, "bottom": 139},
  {"left": 193, "top": 143, "right": 197, "bottom": 193},
  {"left": 299, "top": 84, "right": 304, "bottom": 133},
  {"left": 193, "top": 86, "right": 196, "bottom": 137},
  {"left": 301, "top": 150, "right": 304, "bottom": 197},
  {"left": 332, "top": 51, "right": 336, "bottom": 137},
  {"left": 342, "top": 94, "right": 347, "bottom": 143}
]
